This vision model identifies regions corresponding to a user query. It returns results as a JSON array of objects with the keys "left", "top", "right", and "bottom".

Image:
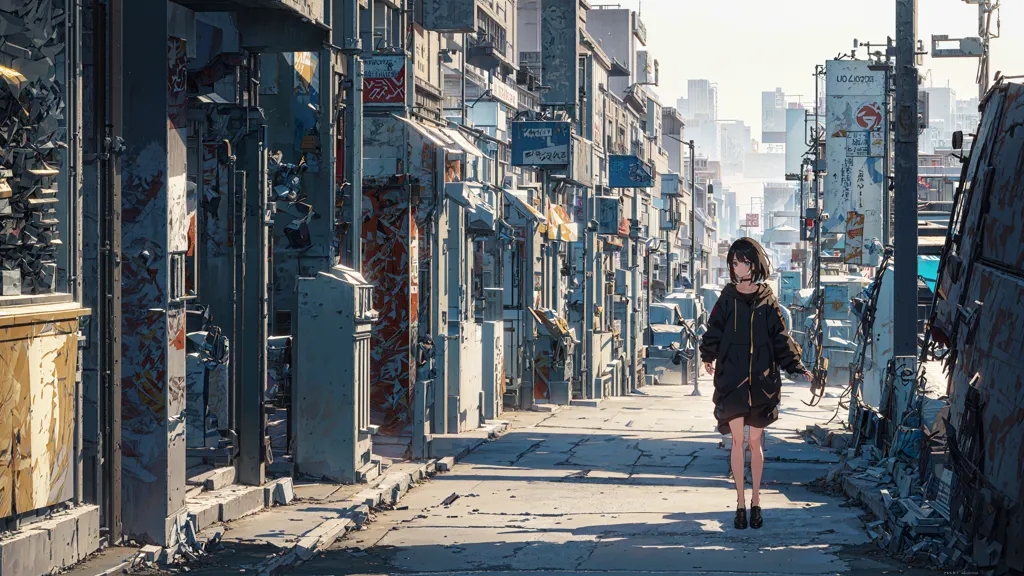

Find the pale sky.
[{"left": 611, "top": 0, "right": 1024, "bottom": 136}]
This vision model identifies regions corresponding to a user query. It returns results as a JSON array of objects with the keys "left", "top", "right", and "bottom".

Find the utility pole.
[
  {"left": 894, "top": 0, "right": 919, "bottom": 358},
  {"left": 978, "top": 0, "right": 995, "bottom": 100},
  {"left": 686, "top": 139, "right": 699, "bottom": 396}
]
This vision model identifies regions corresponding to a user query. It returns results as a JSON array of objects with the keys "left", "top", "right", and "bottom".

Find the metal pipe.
[
  {"left": 894, "top": 0, "right": 920, "bottom": 357},
  {"left": 686, "top": 140, "right": 699, "bottom": 396},
  {"left": 105, "top": 0, "right": 124, "bottom": 542},
  {"left": 882, "top": 63, "right": 891, "bottom": 247}
]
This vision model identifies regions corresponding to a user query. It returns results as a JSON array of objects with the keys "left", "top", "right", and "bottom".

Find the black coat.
[{"left": 698, "top": 283, "right": 805, "bottom": 434}]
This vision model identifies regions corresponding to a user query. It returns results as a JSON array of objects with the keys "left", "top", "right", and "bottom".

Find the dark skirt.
[{"left": 715, "top": 401, "right": 779, "bottom": 435}]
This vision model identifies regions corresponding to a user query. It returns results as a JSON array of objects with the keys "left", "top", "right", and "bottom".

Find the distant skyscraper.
[
  {"left": 687, "top": 79, "right": 717, "bottom": 121},
  {"left": 761, "top": 88, "right": 786, "bottom": 144},
  {"left": 676, "top": 96, "right": 690, "bottom": 120}
]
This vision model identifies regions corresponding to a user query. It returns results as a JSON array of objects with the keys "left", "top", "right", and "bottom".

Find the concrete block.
[
  {"left": 354, "top": 489, "right": 383, "bottom": 508},
  {"left": 428, "top": 434, "right": 486, "bottom": 460},
  {"left": 187, "top": 498, "right": 222, "bottom": 533},
  {"left": 548, "top": 381, "right": 571, "bottom": 405},
  {"left": 573, "top": 399, "right": 602, "bottom": 408},
  {"left": 530, "top": 402, "right": 561, "bottom": 413},
  {"left": 264, "top": 478, "right": 295, "bottom": 507},
  {"left": 75, "top": 505, "right": 102, "bottom": 561},
  {"left": 437, "top": 456, "right": 455, "bottom": 472},
  {"left": 199, "top": 467, "right": 236, "bottom": 491},
  {"left": 425, "top": 460, "right": 437, "bottom": 474},
  {"left": 219, "top": 486, "right": 266, "bottom": 522},
  {"left": 140, "top": 544, "right": 162, "bottom": 563},
  {"left": 37, "top": 512, "right": 80, "bottom": 569},
  {"left": 0, "top": 270, "right": 21, "bottom": 296},
  {"left": 377, "top": 473, "right": 411, "bottom": 504},
  {"left": 409, "top": 465, "right": 427, "bottom": 483},
  {"left": 0, "top": 529, "right": 50, "bottom": 576},
  {"left": 295, "top": 518, "right": 352, "bottom": 561}
]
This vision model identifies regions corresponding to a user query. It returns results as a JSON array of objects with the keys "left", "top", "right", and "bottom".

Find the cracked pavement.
[{"left": 292, "top": 378, "right": 933, "bottom": 576}]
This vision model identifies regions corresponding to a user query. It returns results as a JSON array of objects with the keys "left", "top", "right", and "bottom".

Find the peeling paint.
[{"left": 0, "top": 314, "right": 82, "bottom": 517}]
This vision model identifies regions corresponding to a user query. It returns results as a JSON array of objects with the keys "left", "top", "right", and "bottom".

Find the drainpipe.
[{"left": 342, "top": 0, "right": 363, "bottom": 272}]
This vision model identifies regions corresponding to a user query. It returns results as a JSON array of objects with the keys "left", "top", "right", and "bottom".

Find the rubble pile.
[
  {"left": 0, "top": 0, "right": 66, "bottom": 296},
  {"left": 810, "top": 426, "right": 977, "bottom": 574}
]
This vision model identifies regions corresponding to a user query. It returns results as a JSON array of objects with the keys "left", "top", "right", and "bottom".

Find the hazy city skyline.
[{"left": 612, "top": 0, "right": 1020, "bottom": 136}]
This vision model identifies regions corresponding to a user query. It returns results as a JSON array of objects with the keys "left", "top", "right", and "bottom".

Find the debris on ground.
[{"left": 805, "top": 424, "right": 975, "bottom": 574}]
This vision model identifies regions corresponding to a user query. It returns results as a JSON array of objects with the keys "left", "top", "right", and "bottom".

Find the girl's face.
[{"left": 731, "top": 256, "right": 752, "bottom": 281}]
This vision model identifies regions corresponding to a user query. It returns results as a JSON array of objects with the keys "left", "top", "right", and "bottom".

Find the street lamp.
[{"left": 679, "top": 138, "right": 700, "bottom": 396}]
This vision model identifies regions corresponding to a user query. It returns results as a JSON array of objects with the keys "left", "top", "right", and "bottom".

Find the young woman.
[{"left": 698, "top": 237, "right": 811, "bottom": 530}]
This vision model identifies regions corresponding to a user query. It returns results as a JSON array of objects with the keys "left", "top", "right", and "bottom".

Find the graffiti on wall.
[{"left": 362, "top": 183, "right": 417, "bottom": 434}]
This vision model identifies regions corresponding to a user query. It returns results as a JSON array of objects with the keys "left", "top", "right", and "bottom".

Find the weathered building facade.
[{"left": 0, "top": 1, "right": 678, "bottom": 573}]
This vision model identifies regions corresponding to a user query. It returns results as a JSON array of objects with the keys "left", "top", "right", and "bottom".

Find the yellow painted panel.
[{"left": 0, "top": 316, "right": 80, "bottom": 517}]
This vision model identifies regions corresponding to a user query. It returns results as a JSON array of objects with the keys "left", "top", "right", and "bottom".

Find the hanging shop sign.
[
  {"left": 608, "top": 155, "right": 653, "bottom": 188},
  {"left": 824, "top": 59, "right": 886, "bottom": 266},
  {"left": 511, "top": 121, "right": 571, "bottom": 166},
  {"left": 364, "top": 55, "right": 406, "bottom": 105}
]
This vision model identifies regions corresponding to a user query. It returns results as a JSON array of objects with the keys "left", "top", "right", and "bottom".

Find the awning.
[
  {"left": 439, "top": 127, "right": 487, "bottom": 158},
  {"left": 393, "top": 115, "right": 456, "bottom": 152},
  {"left": 548, "top": 204, "right": 578, "bottom": 242},
  {"left": 504, "top": 190, "right": 546, "bottom": 223}
]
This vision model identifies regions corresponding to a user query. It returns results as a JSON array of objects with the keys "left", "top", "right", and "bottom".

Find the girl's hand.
[
  {"left": 802, "top": 370, "right": 815, "bottom": 383},
  {"left": 703, "top": 362, "right": 715, "bottom": 376}
]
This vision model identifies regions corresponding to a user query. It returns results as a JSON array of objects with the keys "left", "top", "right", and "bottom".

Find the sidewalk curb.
[{"left": 253, "top": 424, "right": 510, "bottom": 576}]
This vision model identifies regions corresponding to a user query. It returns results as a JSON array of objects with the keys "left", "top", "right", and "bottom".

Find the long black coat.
[{"left": 698, "top": 283, "right": 805, "bottom": 434}]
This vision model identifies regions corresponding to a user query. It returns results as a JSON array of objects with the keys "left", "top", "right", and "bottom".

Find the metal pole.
[
  {"left": 461, "top": 32, "right": 467, "bottom": 126},
  {"left": 687, "top": 140, "right": 699, "bottom": 396},
  {"left": 979, "top": 0, "right": 989, "bottom": 100},
  {"left": 799, "top": 161, "right": 807, "bottom": 289},
  {"left": 105, "top": 0, "right": 124, "bottom": 541},
  {"left": 344, "top": 0, "right": 363, "bottom": 273},
  {"left": 894, "top": 0, "right": 919, "bottom": 357},
  {"left": 882, "top": 64, "right": 891, "bottom": 247},
  {"left": 688, "top": 141, "right": 695, "bottom": 293}
]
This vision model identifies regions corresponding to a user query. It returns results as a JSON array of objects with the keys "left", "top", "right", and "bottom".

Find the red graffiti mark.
[
  {"left": 364, "top": 66, "right": 406, "bottom": 104},
  {"left": 856, "top": 103, "right": 883, "bottom": 131},
  {"left": 171, "top": 322, "right": 185, "bottom": 351}
]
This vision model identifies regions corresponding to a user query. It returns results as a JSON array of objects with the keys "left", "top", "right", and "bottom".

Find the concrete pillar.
[{"left": 119, "top": 0, "right": 187, "bottom": 545}]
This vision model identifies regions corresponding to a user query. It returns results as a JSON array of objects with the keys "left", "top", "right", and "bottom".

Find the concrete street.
[{"left": 275, "top": 376, "right": 929, "bottom": 576}]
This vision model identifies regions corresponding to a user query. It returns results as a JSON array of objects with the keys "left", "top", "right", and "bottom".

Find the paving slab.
[{"left": 292, "top": 379, "right": 933, "bottom": 576}]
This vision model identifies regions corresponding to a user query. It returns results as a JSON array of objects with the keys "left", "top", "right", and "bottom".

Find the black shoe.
[
  {"left": 750, "top": 505, "right": 763, "bottom": 529},
  {"left": 734, "top": 506, "right": 748, "bottom": 529}
]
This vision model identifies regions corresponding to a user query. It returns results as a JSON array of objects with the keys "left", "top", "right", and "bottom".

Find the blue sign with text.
[
  {"left": 608, "top": 155, "right": 654, "bottom": 188},
  {"left": 511, "top": 121, "right": 571, "bottom": 167}
]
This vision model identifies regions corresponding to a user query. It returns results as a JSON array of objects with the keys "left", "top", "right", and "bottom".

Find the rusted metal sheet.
[
  {"left": 934, "top": 82, "right": 1024, "bottom": 571},
  {"left": 947, "top": 266, "right": 1024, "bottom": 508},
  {"left": 975, "top": 85, "right": 1024, "bottom": 269},
  {"left": 0, "top": 311, "right": 85, "bottom": 519}
]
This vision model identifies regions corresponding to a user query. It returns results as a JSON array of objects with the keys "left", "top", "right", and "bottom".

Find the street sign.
[
  {"left": 824, "top": 60, "right": 886, "bottom": 241},
  {"left": 745, "top": 213, "right": 760, "bottom": 228},
  {"left": 608, "top": 155, "right": 654, "bottom": 188},
  {"left": 511, "top": 121, "right": 571, "bottom": 167}
]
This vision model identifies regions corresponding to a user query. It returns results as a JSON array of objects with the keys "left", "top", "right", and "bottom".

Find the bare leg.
[
  {"left": 728, "top": 417, "right": 746, "bottom": 507},
  {"left": 748, "top": 425, "right": 765, "bottom": 506}
]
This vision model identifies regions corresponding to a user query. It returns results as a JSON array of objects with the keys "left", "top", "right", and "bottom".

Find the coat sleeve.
[
  {"left": 699, "top": 299, "right": 728, "bottom": 364},
  {"left": 769, "top": 299, "right": 806, "bottom": 374}
]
